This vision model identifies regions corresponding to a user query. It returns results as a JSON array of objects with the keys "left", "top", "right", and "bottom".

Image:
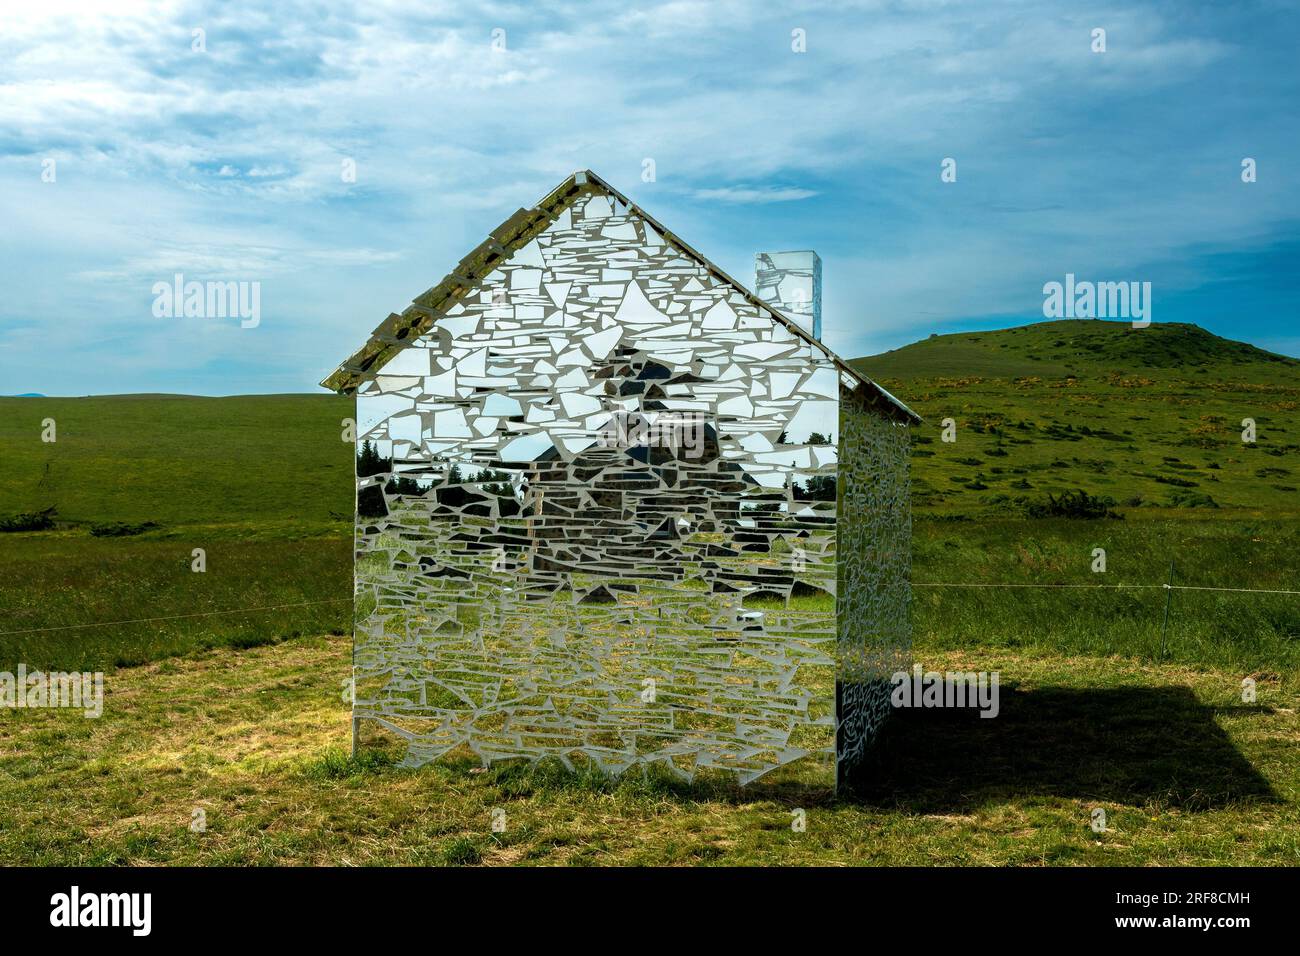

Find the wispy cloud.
[{"left": 693, "top": 185, "right": 818, "bottom": 204}]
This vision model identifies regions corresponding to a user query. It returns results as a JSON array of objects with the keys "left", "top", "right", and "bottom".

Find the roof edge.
[{"left": 320, "top": 169, "right": 919, "bottom": 425}]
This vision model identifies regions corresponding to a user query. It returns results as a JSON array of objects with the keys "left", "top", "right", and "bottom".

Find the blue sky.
[{"left": 1, "top": 0, "right": 1296, "bottom": 396}]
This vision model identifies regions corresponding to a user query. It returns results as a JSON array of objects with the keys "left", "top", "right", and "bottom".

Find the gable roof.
[{"left": 321, "top": 169, "right": 919, "bottom": 424}]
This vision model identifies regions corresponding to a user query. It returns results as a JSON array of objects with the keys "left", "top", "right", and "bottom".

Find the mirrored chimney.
[{"left": 755, "top": 250, "right": 821, "bottom": 341}]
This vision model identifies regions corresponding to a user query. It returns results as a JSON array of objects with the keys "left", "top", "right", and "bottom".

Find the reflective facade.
[{"left": 327, "top": 173, "right": 913, "bottom": 786}]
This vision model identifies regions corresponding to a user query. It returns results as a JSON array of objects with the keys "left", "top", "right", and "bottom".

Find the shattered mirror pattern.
[
  {"left": 836, "top": 390, "right": 912, "bottom": 788},
  {"left": 342, "top": 182, "right": 910, "bottom": 784},
  {"left": 755, "top": 250, "right": 822, "bottom": 341}
]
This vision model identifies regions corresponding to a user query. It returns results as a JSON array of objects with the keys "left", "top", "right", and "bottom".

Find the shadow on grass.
[
  {"left": 314, "top": 683, "right": 1277, "bottom": 814},
  {"left": 847, "top": 683, "right": 1278, "bottom": 812}
]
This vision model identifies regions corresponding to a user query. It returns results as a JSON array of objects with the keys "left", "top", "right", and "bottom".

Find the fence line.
[
  {"left": 0, "top": 581, "right": 1295, "bottom": 638},
  {"left": 0, "top": 598, "right": 352, "bottom": 637},
  {"left": 913, "top": 582, "right": 1300, "bottom": 595}
]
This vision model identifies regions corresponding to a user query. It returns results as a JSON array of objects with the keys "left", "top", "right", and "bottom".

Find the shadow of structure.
[{"left": 842, "top": 683, "right": 1277, "bottom": 812}]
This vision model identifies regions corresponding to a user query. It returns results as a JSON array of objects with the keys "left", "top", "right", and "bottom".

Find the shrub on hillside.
[
  {"left": 0, "top": 507, "right": 56, "bottom": 532},
  {"left": 1024, "top": 490, "right": 1120, "bottom": 520},
  {"left": 1168, "top": 490, "right": 1219, "bottom": 509},
  {"left": 89, "top": 521, "right": 160, "bottom": 537}
]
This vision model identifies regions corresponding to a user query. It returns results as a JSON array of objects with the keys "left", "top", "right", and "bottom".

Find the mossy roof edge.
[{"left": 320, "top": 169, "right": 919, "bottom": 425}]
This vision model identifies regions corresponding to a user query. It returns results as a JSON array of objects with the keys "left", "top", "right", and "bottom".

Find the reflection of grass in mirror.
[
  {"left": 8, "top": 516, "right": 1298, "bottom": 678},
  {"left": 743, "top": 592, "right": 834, "bottom": 612},
  {"left": 352, "top": 538, "right": 837, "bottom": 767}
]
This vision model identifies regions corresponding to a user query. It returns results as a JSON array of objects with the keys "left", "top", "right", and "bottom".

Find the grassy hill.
[
  {"left": 856, "top": 319, "right": 1299, "bottom": 382},
  {"left": 853, "top": 320, "right": 1300, "bottom": 516},
  {"left": 4, "top": 323, "right": 1294, "bottom": 528}
]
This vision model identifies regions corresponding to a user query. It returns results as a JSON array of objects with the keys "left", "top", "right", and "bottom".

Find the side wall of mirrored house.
[
  {"left": 835, "top": 387, "right": 912, "bottom": 791},
  {"left": 349, "top": 186, "right": 902, "bottom": 784}
]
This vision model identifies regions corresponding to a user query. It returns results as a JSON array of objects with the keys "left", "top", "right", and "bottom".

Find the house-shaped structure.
[{"left": 323, "top": 170, "right": 917, "bottom": 789}]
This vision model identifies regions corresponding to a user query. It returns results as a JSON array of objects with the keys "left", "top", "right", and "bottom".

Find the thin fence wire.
[
  {"left": 913, "top": 582, "right": 1300, "bottom": 595},
  {"left": 0, "top": 582, "right": 1294, "bottom": 637},
  {"left": 0, "top": 598, "right": 353, "bottom": 636}
]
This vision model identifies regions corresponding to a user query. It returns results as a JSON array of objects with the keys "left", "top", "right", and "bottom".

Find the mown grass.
[{"left": 0, "top": 634, "right": 1294, "bottom": 866}]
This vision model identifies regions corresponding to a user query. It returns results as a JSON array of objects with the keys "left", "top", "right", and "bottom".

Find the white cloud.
[
  {"left": 693, "top": 185, "right": 818, "bottom": 204},
  {"left": 0, "top": 0, "right": 1294, "bottom": 393}
]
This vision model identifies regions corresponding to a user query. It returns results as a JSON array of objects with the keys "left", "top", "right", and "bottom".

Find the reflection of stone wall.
[
  {"left": 353, "top": 189, "right": 853, "bottom": 783},
  {"left": 835, "top": 387, "right": 912, "bottom": 792}
]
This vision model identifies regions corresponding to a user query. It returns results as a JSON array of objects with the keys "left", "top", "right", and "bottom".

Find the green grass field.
[
  {"left": 0, "top": 393, "right": 355, "bottom": 670},
  {"left": 0, "top": 393, "right": 354, "bottom": 529},
  {"left": 0, "top": 319, "right": 1296, "bottom": 865},
  {"left": 854, "top": 320, "right": 1300, "bottom": 516}
]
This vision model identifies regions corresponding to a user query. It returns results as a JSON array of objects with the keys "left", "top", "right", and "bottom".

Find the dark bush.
[
  {"left": 1024, "top": 490, "right": 1120, "bottom": 520},
  {"left": 0, "top": 507, "right": 56, "bottom": 532},
  {"left": 1168, "top": 491, "right": 1219, "bottom": 509},
  {"left": 89, "top": 521, "right": 160, "bottom": 537}
]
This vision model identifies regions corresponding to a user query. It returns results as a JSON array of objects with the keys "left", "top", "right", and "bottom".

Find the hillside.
[
  {"left": 2, "top": 322, "right": 1296, "bottom": 527},
  {"left": 855, "top": 319, "right": 1299, "bottom": 383},
  {"left": 853, "top": 320, "right": 1300, "bottom": 515}
]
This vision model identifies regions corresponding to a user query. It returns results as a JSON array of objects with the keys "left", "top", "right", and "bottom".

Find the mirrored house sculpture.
[{"left": 322, "top": 170, "right": 918, "bottom": 789}]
